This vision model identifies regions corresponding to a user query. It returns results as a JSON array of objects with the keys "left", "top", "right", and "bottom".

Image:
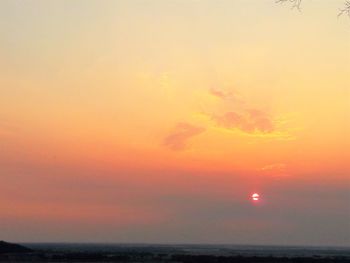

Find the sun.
[{"left": 251, "top": 193, "right": 260, "bottom": 201}]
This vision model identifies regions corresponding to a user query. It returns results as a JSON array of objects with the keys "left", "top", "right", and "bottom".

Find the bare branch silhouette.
[
  {"left": 276, "top": 0, "right": 302, "bottom": 10},
  {"left": 277, "top": 0, "right": 350, "bottom": 18},
  {"left": 338, "top": 0, "right": 350, "bottom": 17}
]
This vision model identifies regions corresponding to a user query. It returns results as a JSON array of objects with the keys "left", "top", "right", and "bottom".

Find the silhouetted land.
[
  {"left": 0, "top": 241, "right": 32, "bottom": 254},
  {"left": 0, "top": 242, "right": 349, "bottom": 262}
]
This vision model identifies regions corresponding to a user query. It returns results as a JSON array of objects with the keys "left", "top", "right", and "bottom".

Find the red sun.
[{"left": 251, "top": 193, "right": 260, "bottom": 201}]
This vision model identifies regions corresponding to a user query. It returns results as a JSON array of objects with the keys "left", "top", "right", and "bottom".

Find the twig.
[
  {"left": 276, "top": 0, "right": 303, "bottom": 11},
  {"left": 338, "top": 0, "right": 350, "bottom": 17}
]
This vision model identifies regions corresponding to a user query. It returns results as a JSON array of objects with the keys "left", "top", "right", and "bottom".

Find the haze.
[{"left": 0, "top": 0, "right": 349, "bottom": 246}]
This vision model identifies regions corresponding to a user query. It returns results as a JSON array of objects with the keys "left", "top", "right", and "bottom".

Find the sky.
[{"left": 0, "top": 0, "right": 349, "bottom": 246}]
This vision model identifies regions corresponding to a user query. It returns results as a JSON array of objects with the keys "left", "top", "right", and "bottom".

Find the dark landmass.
[
  {"left": 1, "top": 242, "right": 349, "bottom": 262},
  {"left": 0, "top": 241, "right": 32, "bottom": 254}
]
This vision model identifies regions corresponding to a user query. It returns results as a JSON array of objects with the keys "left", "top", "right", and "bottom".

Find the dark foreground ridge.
[
  {"left": 0, "top": 240, "right": 32, "bottom": 254},
  {"left": 1, "top": 243, "right": 349, "bottom": 262}
]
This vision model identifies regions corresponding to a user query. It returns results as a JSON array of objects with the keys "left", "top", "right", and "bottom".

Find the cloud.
[
  {"left": 163, "top": 86, "right": 289, "bottom": 152},
  {"left": 247, "top": 109, "right": 274, "bottom": 132},
  {"left": 208, "top": 87, "right": 276, "bottom": 134},
  {"left": 163, "top": 122, "right": 205, "bottom": 151},
  {"left": 214, "top": 108, "right": 274, "bottom": 134},
  {"left": 209, "top": 87, "right": 244, "bottom": 104},
  {"left": 209, "top": 88, "right": 228, "bottom": 99}
]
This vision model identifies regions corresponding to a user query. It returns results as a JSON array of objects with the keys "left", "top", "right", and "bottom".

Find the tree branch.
[
  {"left": 277, "top": 0, "right": 350, "bottom": 19},
  {"left": 338, "top": 0, "right": 350, "bottom": 17},
  {"left": 276, "top": 0, "right": 302, "bottom": 11}
]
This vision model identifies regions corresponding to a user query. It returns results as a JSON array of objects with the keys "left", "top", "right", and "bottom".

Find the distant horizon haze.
[{"left": 0, "top": 0, "right": 349, "bottom": 247}]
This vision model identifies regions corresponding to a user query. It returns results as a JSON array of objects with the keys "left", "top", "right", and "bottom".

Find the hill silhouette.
[{"left": 0, "top": 241, "right": 32, "bottom": 254}]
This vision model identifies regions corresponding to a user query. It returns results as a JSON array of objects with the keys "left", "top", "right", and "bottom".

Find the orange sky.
[{"left": 0, "top": 0, "right": 349, "bottom": 246}]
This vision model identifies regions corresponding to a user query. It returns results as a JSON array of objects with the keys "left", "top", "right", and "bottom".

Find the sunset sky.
[{"left": 0, "top": 0, "right": 349, "bottom": 246}]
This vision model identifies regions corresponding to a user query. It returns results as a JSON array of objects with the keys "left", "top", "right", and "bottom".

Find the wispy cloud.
[
  {"left": 209, "top": 87, "right": 245, "bottom": 104},
  {"left": 209, "top": 88, "right": 229, "bottom": 99},
  {"left": 163, "top": 122, "right": 205, "bottom": 151},
  {"left": 207, "top": 86, "right": 290, "bottom": 136},
  {"left": 214, "top": 108, "right": 274, "bottom": 134}
]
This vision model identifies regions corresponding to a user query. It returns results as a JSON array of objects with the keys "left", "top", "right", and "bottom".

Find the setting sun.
[{"left": 252, "top": 193, "right": 260, "bottom": 201}]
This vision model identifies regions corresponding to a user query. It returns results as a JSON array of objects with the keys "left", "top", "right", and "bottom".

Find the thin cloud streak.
[{"left": 163, "top": 122, "right": 205, "bottom": 151}]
